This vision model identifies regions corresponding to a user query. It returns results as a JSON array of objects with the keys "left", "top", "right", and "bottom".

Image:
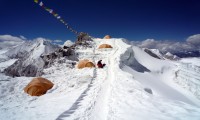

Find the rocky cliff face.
[{"left": 41, "top": 47, "right": 78, "bottom": 69}]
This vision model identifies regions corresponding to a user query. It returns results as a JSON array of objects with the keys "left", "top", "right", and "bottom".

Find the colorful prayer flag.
[
  {"left": 34, "top": 0, "right": 79, "bottom": 34},
  {"left": 57, "top": 16, "right": 61, "bottom": 19},
  {"left": 39, "top": 1, "right": 43, "bottom": 7},
  {"left": 53, "top": 14, "right": 58, "bottom": 17},
  {"left": 60, "top": 19, "right": 65, "bottom": 23},
  {"left": 34, "top": 0, "right": 39, "bottom": 3},
  {"left": 45, "top": 7, "right": 50, "bottom": 12},
  {"left": 49, "top": 9, "right": 53, "bottom": 14}
]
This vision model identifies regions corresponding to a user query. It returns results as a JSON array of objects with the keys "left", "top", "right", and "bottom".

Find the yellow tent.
[
  {"left": 77, "top": 59, "right": 95, "bottom": 69},
  {"left": 24, "top": 77, "right": 54, "bottom": 96},
  {"left": 103, "top": 35, "right": 111, "bottom": 39}
]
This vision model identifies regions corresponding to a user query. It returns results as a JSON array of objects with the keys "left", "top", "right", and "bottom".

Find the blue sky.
[{"left": 0, "top": 0, "right": 200, "bottom": 42}]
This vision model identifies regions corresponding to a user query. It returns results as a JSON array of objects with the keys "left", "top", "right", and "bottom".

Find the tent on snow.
[
  {"left": 77, "top": 59, "right": 95, "bottom": 69},
  {"left": 24, "top": 77, "right": 54, "bottom": 96},
  {"left": 103, "top": 35, "right": 111, "bottom": 39},
  {"left": 98, "top": 44, "right": 113, "bottom": 49}
]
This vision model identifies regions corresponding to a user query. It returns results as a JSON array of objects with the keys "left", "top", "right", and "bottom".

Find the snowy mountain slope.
[
  {"left": 123, "top": 45, "right": 200, "bottom": 105},
  {"left": 63, "top": 40, "right": 74, "bottom": 48},
  {"left": 3, "top": 38, "right": 59, "bottom": 77},
  {"left": 0, "top": 49, "right": 11, "bottom": 63},
  {"left": 0, "top": 49, "right": 17, "bottom": 72},
  {"left": 132, "top": 45, "right": 173, "bottom": 72},
  {"left": 4, "top": 38, "right": 58, "bottom": 59},
  {"left": 164, "top": 52, "right": 180, "bottom": 60},
  {"left": 0, "top": 38, "right": 200, "bottom": 120}
]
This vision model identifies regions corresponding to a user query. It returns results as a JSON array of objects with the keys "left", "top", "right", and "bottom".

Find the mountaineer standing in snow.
[{"left": 97, "top": 60, "right": 106, "bottom": 68}]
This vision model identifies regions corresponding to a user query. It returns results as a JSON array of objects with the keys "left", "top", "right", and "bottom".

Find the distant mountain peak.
[{"left": 3, "top": 39, "right": 59, "bottom": 77}]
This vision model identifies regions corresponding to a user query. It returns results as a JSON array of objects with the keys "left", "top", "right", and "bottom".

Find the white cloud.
[
  {"left": 0, "top": 35, "right": 25, "bottom": 42},
  {"left": 54, "top": 40, "right": 63, "bottom": 43},
  {"left": 20, "top": 35, "right": 27, "bottom": 40},
  {"left": 186, "top": 34, "right": 200, "bottom": 46},
  {"left": 131, "top": 34, "right": 200, "bottom": 53},
  {"left": 0, "top": 35, "right": 26, "bottom": 49},
  {"left": 140, "top": 39, "right": 157, "bottom": 48}
]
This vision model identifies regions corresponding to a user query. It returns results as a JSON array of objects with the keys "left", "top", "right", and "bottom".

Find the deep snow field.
[{"left": 0, "top": 38, "right": 200, "bottom": 120}]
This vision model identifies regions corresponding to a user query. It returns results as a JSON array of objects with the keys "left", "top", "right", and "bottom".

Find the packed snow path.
[{"left": 56, "top": 39, "right": 119, "bottom": 120}]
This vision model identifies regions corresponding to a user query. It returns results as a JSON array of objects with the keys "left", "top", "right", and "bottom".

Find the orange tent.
[
  {"left": 98, "top": 44, "right": 113, "bottom": 49},
  {"left": 103, "top": 35, "right": 111, "bottom": 39},
  {"left": 24, "top": 77, "right": 54, "bottom": 96},
  {"left": 77, "top": 59, "right": 95, "bottom": 69}
]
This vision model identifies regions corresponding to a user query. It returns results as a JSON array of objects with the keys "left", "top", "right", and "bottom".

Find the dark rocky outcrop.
[
  {"left": 41, "top": 48, "right": 78, "bottom": 68},
  {"left": 4, "top": 58, "right": 42, "bottom": 77},
  {"left": 144, "top": 48, "right": 162, "bottom": 59},
  {"left": 74, "top": 32, "right": 93, "bottom": 48}
]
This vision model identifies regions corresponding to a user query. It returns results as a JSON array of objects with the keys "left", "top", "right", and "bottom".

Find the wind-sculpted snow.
[
  {"left": 120, "top": 47, "right": 150, "bottom": 72},
  {"left": 174, "top": 58, "right": 200, "bottom": 100}
]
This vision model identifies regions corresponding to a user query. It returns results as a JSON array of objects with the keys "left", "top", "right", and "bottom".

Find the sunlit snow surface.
[{"left": 0, "top": 38, "right": 200, "bottom": 120}]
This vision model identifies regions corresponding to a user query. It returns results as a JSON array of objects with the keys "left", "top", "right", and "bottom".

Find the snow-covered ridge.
[
  {"left": 164, "top": 52, "right": 180, "bottom": 60},
  {"left": 4, "top": 38, "right": 58, "bottom": 59},
  {"left": 143, "top": 48, "right": 164, "bottom": 59},
  {"left": 142, "top": 48, "right": 180, "bottom": 60},
  {"left": 120, "top": 47, "right": 150, "bottom": 72}
]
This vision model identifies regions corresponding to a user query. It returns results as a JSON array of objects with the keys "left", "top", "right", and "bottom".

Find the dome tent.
[
  {"left": 77, "top": 59, "right": 95, "bottom": 69},
  {"left": 103, "top": 35, "right": 111, "bottom": 39},
  {"left": 98, "top": 44, "right": 113, "bottom": 49},
  {"left": 24, "top": 77, "right": 54, "bottom": 96}
]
